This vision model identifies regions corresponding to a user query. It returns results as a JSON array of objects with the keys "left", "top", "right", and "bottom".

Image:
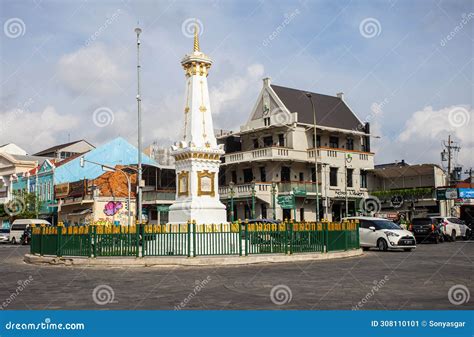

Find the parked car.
[
  {"left": 0, "top": 229, "right": 10, "bottom": 244},
  {"left": 409, "top": 217, "right": 443, "bottom": 244},
  {"left": 20, "top": 227, "right": 32, "bottom": 245},
  {"left": 9, "top": 219, "right": 51, "bottom": 244},
  {"left": 346, "top": 216, "right": 416, "bottom": 252},
  {"left": 431, "top": 217, "right": 470, "bottom": 241}
]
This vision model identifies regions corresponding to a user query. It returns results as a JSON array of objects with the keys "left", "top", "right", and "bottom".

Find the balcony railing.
[
  {"left": 223, "top": 146, "right": 373, "bottom": 165},
  {"left": 223, "top": 147, "right": 307, "bottom": 164},
  {"left": 219, "top": 183, "right": 273, "bottom": 198},
  {"left": 278, "top": 181, "right": 320, "bottom": 194},
  {"left": 142, "top": 190, "right": 175, "bottom": 202}
]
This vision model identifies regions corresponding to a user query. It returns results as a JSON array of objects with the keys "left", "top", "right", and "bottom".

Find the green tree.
[{"left": 6, "top": 192, "right": 41, "bottom": 219}]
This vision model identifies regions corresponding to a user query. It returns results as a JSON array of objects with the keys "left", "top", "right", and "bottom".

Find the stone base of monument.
[
  {"left": 24, "top": 249, "right": 363, "bottom": 267},
  {"left": 168, "top": 197, "right": 227, "bottom": 225}
]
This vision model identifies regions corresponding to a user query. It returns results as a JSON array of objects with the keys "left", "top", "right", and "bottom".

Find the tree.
[{"left": 5, "top": 192, "right": 42, "bottom": 220}]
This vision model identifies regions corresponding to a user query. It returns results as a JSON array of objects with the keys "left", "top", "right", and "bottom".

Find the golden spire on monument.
[
  {"left": 193, "top": 21, "right": 200, "bottom": 52},
  {"left": 181, "top": 21, "right": 212, "bottom": 77}
]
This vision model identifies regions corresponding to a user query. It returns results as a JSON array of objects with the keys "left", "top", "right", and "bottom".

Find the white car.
[
  {"left": 9, "top": 219, "right": 51, "bottom": 244},
  {"left": 345, "top": 216, "right": 416, "bottom": 252},
  {"left": 431, "top": 217, "right": 471, "bottom": 241}
]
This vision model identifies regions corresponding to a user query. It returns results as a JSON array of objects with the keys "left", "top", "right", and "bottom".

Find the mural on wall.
[{"left": 103, "top": 201, "right": 123, "bottom": 216}]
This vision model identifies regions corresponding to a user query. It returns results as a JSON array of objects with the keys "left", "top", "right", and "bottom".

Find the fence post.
[
  {"left": 344, "top": 221, "right": 348, "bottom": 251},
  {"left": 289, "top": 219, "right": 293, "bottom": 255},
  {"left": 244, "top": 219, "right": 248, "bottom": 256},
  {"left": 192, "top": 220, "right": 197, "bottom": 257},
  {"left": 136, "top": 222, "right": 140, "bottom": 258},
  {"left": 30, "top": 225, "right": 35, "bottom": 255},
  {"left": 88, "top": 225, "right": 93, "bottom": 258},
  {"left": 324, "top": 221, "right": 329, "bottom": 253},
  {"left": 356, "top": 220, "right": 360, "bottom": 249},
  {"left": 187, "top": 221, "right": 191, "bottom": 258},
  {"left": 57, "top": 224, "right": 63, "bottom": 257},
  {"left": 40, "top": 225, "right": 44, "bottom": 256},
  {"left": 238, "top": 220, "right": 242, "bottom": 257},
  {"left": 93, "top": 225, "right": 97, "bottom": 258}
]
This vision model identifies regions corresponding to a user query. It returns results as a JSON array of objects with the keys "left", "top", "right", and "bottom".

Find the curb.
[{"left": 24, "top": 249, "right": 363, "bottom": 267}]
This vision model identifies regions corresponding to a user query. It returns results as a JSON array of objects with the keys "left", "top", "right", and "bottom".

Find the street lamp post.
[
  {"left": 229, "top": 181, "right": 235, "bottom": 222},
  {"left": 251, "top": 180, "right": 256, "bottom": 219},
  {"left": 135, "top": 26, "right": 143, "bottom": 225},
  {"left": 271, "top": 182, "right": 276, "bottom": 220},
  {"left": 344, "top": 154, "right": 352, "bottom": 217},
  {"left": 305, "top": 93, "right": 320, "bottom": 221}
]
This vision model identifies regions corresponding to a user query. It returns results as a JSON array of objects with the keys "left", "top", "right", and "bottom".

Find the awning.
[{"left": 68, "top": 209, "right": 92, "bottom": 216}]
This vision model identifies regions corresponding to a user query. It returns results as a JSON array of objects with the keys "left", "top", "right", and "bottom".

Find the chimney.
[
  {"left": 263, "top": 77, "right": 271, "bottom": 87},
  {"left": 336, "top": 92, "right": 344, "bottom": 101}
]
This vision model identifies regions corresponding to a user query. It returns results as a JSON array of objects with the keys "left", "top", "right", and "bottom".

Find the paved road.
[{"left": 0, "top": 242, "right": 472, "bottom": 310}]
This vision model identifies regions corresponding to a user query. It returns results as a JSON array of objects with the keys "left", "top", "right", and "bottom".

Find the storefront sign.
[
  {"left": 458, "top": 188, "right": 474, "bottom": 199},
  {"left": 293, "top": 188, "right": 307, "bottom": 197},
  {"left": 334, "top": 190, "right": 364, "bottom": 197},
  {"left": 69, "top": 180, "right": 86, "bottom": 198},
  {"left": 54, "top": 183, "right": 70, "bottom": 199},
  {"left": 436, "top": 188, "right": 458, "bottom": 200},
  {"left": 157, "top": 205, "right": 170, "bottom": 212},
  {"left": 277, "top": 195, "right": 295, "bottom": 209}
]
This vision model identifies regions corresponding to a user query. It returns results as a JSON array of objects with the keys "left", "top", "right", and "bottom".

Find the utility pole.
[
  {"left": 135, "top": 26, "right": 143, "bottom": 224},
  {"left": 441, "top": 135, "right": 461, "bottom": 186},
  {"left": 305, "top": 93, "right": 320, "bottom": 221}
]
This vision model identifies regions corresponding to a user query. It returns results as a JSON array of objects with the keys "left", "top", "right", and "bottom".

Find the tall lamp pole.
[
  {"left": 229, "top": 182, "right": 235, "bottom": 222},
  {"left": 305, "top": 93, "right": 320, "bottom": 221},
  {"left": 251, "top": 180, "right": 256, "bottom": 219},
  {"left": 135, "top": 26, "right": 143, "bottom": 224}
]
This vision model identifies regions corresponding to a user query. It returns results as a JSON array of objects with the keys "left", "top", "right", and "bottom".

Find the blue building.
[
  {"left": 11, "top": 137, "right": 158, "bottom": 224},
  {"left": 54, "top": 137, "right": 156, "bottom": 183}
]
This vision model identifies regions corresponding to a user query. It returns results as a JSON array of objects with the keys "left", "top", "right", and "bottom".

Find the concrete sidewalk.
[{"left": 24, "top": 249, "right": 363, "bottom": 267}]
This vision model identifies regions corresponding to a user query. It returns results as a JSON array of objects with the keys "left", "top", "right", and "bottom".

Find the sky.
[{"left": 0, "top": 0, "right": 472, "bottom": 173}]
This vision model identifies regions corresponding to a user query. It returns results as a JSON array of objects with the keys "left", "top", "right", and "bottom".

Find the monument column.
[{"left": 168, "top": 24, "right": 227, "bottom": 225}]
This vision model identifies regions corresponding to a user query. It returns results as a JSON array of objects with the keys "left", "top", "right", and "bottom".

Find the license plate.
[{"left": 403, "top": 240, "right": 412, "bottom": 245}]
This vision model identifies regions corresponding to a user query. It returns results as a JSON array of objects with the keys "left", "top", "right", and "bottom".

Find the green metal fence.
[
  {"left": 194, "top": 223, "right": 241, "bottom": 256},
  {"left": 142, "top": 224, "right": 188, "bottom": 256},
  {"left": 30, "top": 220, "right": 359, "bottom": 258}
]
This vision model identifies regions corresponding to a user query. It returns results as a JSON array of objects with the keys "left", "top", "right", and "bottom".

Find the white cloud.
[
  {"left": 210, "top": 63, "right": 264, "bottom": 116},
  {"left": 57, "top": 44, "right": 127, "bottom": 97},
  {"left": 374, "top": 105, "right": 473, "bottom": 168},
  {"left": 0, "top": 106, "right": 80, "bottom": 153}
]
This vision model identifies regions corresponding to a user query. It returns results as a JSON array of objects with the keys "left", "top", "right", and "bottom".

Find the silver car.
[{"left": 0, "top": 229, "right": 10, "bottom": 243}]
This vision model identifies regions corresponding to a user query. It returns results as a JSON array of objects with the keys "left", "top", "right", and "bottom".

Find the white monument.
[{"left": 168, "top": 24, "right": 227, "bottom": 225}]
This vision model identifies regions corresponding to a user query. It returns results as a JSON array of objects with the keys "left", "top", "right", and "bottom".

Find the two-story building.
[
  {"left": 33, "top": 139, "right": 95, "bottom": 160},
  {"left": 217, "top": 78, "right": 374, "bottom": 222}
]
